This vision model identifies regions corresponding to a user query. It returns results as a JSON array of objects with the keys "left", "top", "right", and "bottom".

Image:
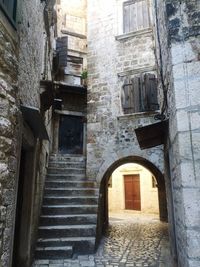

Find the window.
[
  {"left": 121, "top": 73, "right": 159, "bottom": 114},
  {"left": 0, "top": 0, "right": 17, "bottom": 26},
  {"left": 123, "top": 0, "right": 150, "bottom": 34}
]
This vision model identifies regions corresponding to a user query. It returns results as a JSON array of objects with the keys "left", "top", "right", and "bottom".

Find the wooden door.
[
  {"left": 58, "top": 115, "right": 83, "bottom": 154},
  {"left": 124, "top": 175, "right": 141, "bottom": 210}
]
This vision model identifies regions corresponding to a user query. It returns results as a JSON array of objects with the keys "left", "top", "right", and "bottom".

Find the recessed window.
[
  {"left": 123, "top": 0, "right": 150, "bottom": 34},
  {"left": 0, "top": 0, "right": 17, "bottom": 26}
]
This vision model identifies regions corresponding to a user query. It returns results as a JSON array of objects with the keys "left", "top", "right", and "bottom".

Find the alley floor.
[{"left": 33, "top": 212, "right": 172, "bottom": 267}]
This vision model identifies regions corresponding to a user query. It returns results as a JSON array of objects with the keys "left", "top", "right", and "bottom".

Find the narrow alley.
[
  {"left": 34, "top": 213, "right": 171, "bottom": 267},
  {"left": 1, "top": 0, "right": 200, "bottom": 266}
]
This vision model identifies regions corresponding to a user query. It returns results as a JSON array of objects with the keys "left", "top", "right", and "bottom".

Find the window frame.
[
  {"left": 0, "top": 0, "right": 17, "bottom": 28},
  {"left": 123, "top": 0, "right": 150, "bottom": 34}
]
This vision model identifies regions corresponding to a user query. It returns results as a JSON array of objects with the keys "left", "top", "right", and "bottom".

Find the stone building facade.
[
  {"left": 0, "top": 0, "right": 200, "bottom": 267},
  {"left": 87, "top": 0, "right": 200, "bottom": 266},
  {"left": 86, "top": 0, "right": 168, "bottom": 246},
  {"left": 52, "top": 0, "right": 87, "bottom": 155},
  {"left": 155, "top": 1, "right": 200, "bottom": 266},
  {"left": 0, "top": 0, "right": 56, "bottom": 266}
]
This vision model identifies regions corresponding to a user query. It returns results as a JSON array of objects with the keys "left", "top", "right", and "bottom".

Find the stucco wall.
[{"left": 109, "top": 163, "right": 159, "bottom": 214}]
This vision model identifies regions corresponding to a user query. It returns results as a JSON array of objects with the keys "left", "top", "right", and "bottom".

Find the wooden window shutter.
[
  {"left": 123, "top": 2, "right": 131, "bottom": 34},
  {"left": 132, "top": 76, "right": 141, "bottom": 112},
  {"left": 56, "top": 37, "right": 68, "bottom": 68},
  {"left": 122, "top": 77, "right": 134, "bottom": 113},
  {"left": 123, "top": 0, "right": 150, "bottom": 33},
  {"left": 143, "top": 73, "right": 159, "bottom": 111},
  {"left": 140, "top": 73, "right": 148, "bottom": 111},
  {"left": 122, "top": 76, "right": 142, "bottom": 114}
]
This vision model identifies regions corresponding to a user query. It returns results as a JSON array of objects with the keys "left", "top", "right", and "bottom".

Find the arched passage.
[{"left": 96, "top": 156, "right": 168, "bottom": 246}]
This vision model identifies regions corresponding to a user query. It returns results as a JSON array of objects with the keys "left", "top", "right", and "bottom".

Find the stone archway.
[{"left": 95, "top": 156, "right": 168, "bottom": 247}]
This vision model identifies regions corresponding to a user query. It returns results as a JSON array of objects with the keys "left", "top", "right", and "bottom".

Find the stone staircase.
[{"left": 35, "top": 154, "right": 99, "bottom": 259}]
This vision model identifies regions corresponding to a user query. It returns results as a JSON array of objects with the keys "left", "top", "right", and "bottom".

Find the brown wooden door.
[{"left": 124, "top": 175, "right": 141, "bottom": 210}]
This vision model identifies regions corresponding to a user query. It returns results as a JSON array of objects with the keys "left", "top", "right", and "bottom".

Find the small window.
[
  {"left": 0, "top": 0, "right": 17, "bottom": 26},
  {"left": 123, "top": 0, "right": 150, "bottom": 34}
]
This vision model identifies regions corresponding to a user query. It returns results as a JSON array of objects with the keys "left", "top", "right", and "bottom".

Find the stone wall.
[
  {"left": 56, "top": 0, "right": 87, "bottom": 68},
  {"left": 0, "top": 10, "right": 21, "bottom": 266},
  {"left": 0, "top": 0, "right": 55, "bottom": 266},
  {"left": 86, "top": 0, "right": 164, "bottom": 184},
  {"left": 156, "top": 0, "right": 200, "bottom": 266}
]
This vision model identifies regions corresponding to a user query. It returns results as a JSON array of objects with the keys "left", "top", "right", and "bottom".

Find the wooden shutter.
[
  {"left": 122, "top": 76, "right": 142, "bottom": 114},
  {"left": 132, "top": 76, "right": 141, "bottom": 112},
  {"left": 122, "top": 77, "right": 134, "bottom": 113},
  {"left": 123, "top": 2, "right": 131, "bottom": 34},
  {"left": 143, "top": 73, "right": 159, "bottom": 111},
  {"left": 123, "top": 0, "right": 150, "bottom": 33},
  {"left": 140, "top": 73, "right": 147, "bottom": 111},
  {"left": 56, "top": 37, "right": 68, "bottom": 68},
  {"left": 142, "top": 0, "right": 150, "bottom": 28}
]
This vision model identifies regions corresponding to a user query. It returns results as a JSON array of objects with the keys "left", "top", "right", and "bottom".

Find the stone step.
[
  {"left": 41, "top": 204, "right": 98, "bottom": 215},
  {"left": 37, "top": 237, "right": 95, "bottom": 254},
  {"left": 43, "top": 196, "right": 98, "bottom": 205},
  {"left": 38, "top": 225, "right": 96, "bottom": 238},
  {"left": 35, "top": 154, "right": 98, "bottom": 258},
  {"left": 48, "top": 162, "right": 85, "bottom": 169},
  {"left": 50, "top": 154, "right": 85, "bottom": 163},
  {"left": 40, "top": 214, "right": 97, "bottom": 226},
  {"left": 35, "top": 246, "right": 73, "bottom": 259},
  {"left": 47, "top": 174, "right": 86, "bottom": 181},
  {"left": 44, "top": 188, "right": 98, "bottom": 197},
  {"left": 45, "top": 180, "right": 97, "bottom": 189},
  {"left": 47, "top": 167, "right": 85, "bottom": 175}
]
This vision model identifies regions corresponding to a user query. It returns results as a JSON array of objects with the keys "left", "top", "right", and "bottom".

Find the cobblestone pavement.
[{"left": 33, "top": 212, "right": 172, "bottom": 267}]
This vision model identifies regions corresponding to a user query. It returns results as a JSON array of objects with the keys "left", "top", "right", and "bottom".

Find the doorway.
[
  {"left": 12, "top": 145, "right": 36, "bottom": 267},
  {"left": 124, "top": 174, "right": 141, "bottom": 211},
  {"left": 58, "top": 115, "right": 83, "bottom": 154}
]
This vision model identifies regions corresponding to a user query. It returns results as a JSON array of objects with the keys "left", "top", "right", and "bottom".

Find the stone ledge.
[
  {"left": 115, "top": 28, "right": 153, "bottom": 41},
  {"left": 117, "top": 111, "right": 160, "bottom": 121},
  {"left": 117, "top": 66, "right": 157, "bottom": 77}
]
